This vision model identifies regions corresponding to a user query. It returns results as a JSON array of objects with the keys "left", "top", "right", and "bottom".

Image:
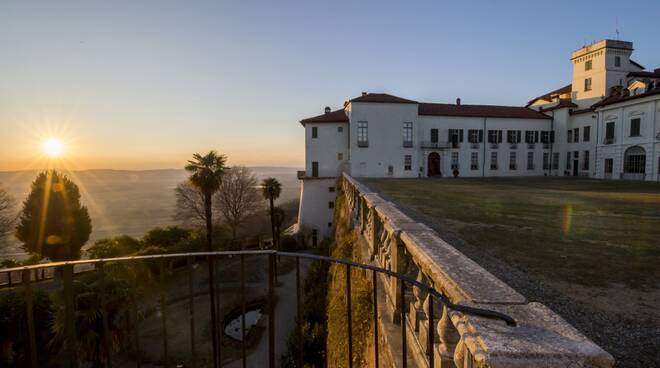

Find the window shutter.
[
  {"left": 498, "top": 130, "right": 502, "bottom": 143},
  {"left": 479, "top": 130, "right": 484, "bottom": 143},
  {"left": 517, "top": 131, "right": 521, "bottom": 143},
  {"left": 459, "top": 129, "right": 464, "bottom": 142},
  {"left": 535, "top": 131, "right": 539, "bottom": 143}
]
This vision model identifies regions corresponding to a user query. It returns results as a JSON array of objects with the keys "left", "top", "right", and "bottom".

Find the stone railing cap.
[
  {"left": 450, "top": 302, "right": 615, "bottom": 368},
  {"left": 400, "top": 229, "right": 526, "bottom": 304}
]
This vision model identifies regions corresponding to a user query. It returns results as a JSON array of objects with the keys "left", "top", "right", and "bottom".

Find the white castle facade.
[{"left": 296, "top": 39, "right": 660, "bottom": 244}]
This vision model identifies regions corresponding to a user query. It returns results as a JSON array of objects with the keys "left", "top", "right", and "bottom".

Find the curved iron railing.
[{"left": 0, "top": 250, "right": 515, "bottom": 368}]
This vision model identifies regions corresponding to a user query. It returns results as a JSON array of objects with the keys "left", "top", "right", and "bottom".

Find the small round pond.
[{"left": 223, "top": 303, "right": 264, "bottom": 341}]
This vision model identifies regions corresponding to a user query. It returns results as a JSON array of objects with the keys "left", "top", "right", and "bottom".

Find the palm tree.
[
  {"left": 184, "top": 151, "right": 226, "bottom": 368},
  {"left": 261, "top": 178, "right": 282, "bottom": 251}
]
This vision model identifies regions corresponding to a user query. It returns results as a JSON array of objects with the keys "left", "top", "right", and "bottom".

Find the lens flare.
[{"left": 562, "top": 204, "right": 573, "bottom": 236}]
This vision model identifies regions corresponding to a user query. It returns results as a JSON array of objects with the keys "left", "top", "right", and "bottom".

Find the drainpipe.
[
  {"left": 549, "top": 111, "right": 554, "bottom": 176},
  {"left": 482, "top": 117, "right": 487, "bottom": 177}
]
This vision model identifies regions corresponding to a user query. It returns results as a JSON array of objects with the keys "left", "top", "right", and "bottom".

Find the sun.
[{"left": 42, "top": 138, "right": 65, "bottom": 157}]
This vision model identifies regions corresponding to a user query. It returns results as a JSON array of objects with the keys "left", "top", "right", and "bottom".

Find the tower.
[{"left": 570, "top": 40, "right": 639, "bottom": 107}]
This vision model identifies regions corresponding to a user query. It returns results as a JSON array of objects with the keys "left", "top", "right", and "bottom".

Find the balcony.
[
  {"left": 403, "top": 141, "right": 413, "bottom": 148},
  {"left": 527, "top": 143, "right": 536, "bottom": 149},
  {"left": 603, "top": 138, "right": 615, "bottom": 145},
  {"left": 0, "top": 250, "right": 514, "bottom": 368},
  {"left": 357, "top": 140, "right": 369, "bottom": 148},
  {"left": 510, "top": 143, "right": 518, "bottom": 149},
  {"left": 297, "top": 170, "right": 305, "bottom": 179},
  {"left": 490, "top": 143, "right": 499, "bottom": 149},
  {"left": 543, "top": 143, "right": 551, "bottom": 149},
  {"left": 470, "top": 143, "right": 480, "bottom": 149},
  {"left": 420, "top": 141, "right": 451, "bottom": 149}
]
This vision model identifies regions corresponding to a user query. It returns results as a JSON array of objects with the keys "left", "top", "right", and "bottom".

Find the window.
[
  {"left": 583, "top": 150, "right": 590, "bottom": 170},
  {"left": 583, "top": 126, "right": 591, "bottom": 142},
  {"left": 630, "top": 118, "right": 641, "bottom": 137},
  {"left": 448, "top": 129, "right": 463, "bottom": 147},
  {"left": 387, "top": 165, "right": 394, "bottom": 176},
  {"left": 605, "top": 122, "right": 615, "bottom": 143},
  {"left": 573, "top": 128, "right": 579, "bottom": 143},
  {"left": 624, "top": 146, "right": 646, "bottom": 174},
  {"left": 541, "top": 131, "right": 550, "bottom": 144},
  {"left": 468, "top": 129, "right": 483, "bottom": 144},
  {"left": 312, "top": 161, "right": 319, "bottom": 177},
  {"left": 338, "top": 126, "right": 343, "bottom": 133},
  {"left": 615, "top": 55, "right": 621, "bottom": 67},
  {"left": 470, "top": 152, "right": 479, "bottom": 170},
  {"left": 403, "top": 122, "right": 413, "bottom": 147},
  {"left": 507, "top": 130, "right": 521, "bottom": 144},
  {"left": 488, "top": 130, "right": 502, "bottom": 144},
  {"left": 584, "top": 78, "right": 592, "bottom": 91},
  {"left": 552, "top": 152, "right": 559, "bottom": 170},
  {"left": 567, "top": 130, "right": 573, "bottom": 143},
  {"left": 328, "top": 201, "right": 334, "bottom": 209},
  {"left": 451, "top": 152, "right": 459, "bottom": 170},
  {"left": 509, "top": 152, "right": 517, "bottom": 170},
  {"left": 604, "top": 158, "right": 613, "bottom": 174},
  {"left": 328, "top": 186, "right": 335, "bottom": 193},
  {"left": 337, "top": 153, "right": 343, "bottom": 160},
  {"left": 328, "top": 222, "right": 333, "bottom": 228},
  {"left": 404, "top": 155, "right": 412, "bottom": 171},
  {"left": 574, "top": 151, "right": 579, "bottom": 159},
  {"left": 543, "top": 152, "right": 550, "bottom": 170},
  {"left": 525, "top": 131, "right": 536, "bottom": 144},
  {"left": 585, "top": 60, "right": 592, "bottom": 71},
  {"left": 490, "top": 151, "right": 498, "bottom": 170},
  {"left": 527, "top": 152, "right": 534, "bottom": 170},
  {"left": 430, "top": 128, "right": 439, "bottom": 143},
  {"left": 566, "top": 154, "right": 571, "bottom": 170},
  {"left": 312, "top": 126, "right": 318, "bottom": 138},
  {"left": 357, "top": 121, "right": 368, "bottom": 146}
]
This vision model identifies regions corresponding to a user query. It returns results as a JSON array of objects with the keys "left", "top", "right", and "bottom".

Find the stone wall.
[{"left": 339, "top": 173, "right": 614, "bottom": 368}]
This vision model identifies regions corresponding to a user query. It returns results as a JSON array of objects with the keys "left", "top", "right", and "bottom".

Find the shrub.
[
  {"left": 86, "top": 235, "right": 141, "bottom": 259},
  {"left": 280, "top": 235, "right": 298, "bottom": 252},
  {"left": 142, "top": 226, "right": 193, "bottom": 249},
  {"left": 0, "top": 289, "right": 54, "bottom": 367}
]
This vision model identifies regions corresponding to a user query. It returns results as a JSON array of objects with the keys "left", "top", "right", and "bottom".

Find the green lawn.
[{"left": 364, "top": 177, "right": 660, "bottom": 290}]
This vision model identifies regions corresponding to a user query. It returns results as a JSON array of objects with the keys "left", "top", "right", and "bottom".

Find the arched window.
[{"left": 623, "top": 146, "right": 646, "bottom": 174}]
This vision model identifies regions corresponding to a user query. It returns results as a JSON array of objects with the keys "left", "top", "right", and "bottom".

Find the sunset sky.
[{"left": 1, "top": 0, "right": 659, "bottom": 171}]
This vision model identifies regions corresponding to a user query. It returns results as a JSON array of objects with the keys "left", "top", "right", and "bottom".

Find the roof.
[
  {"left": 349, "top": 93, "right": 418, "bottom": 104},
  {"left": 538, "top": 99, "right": 578, "bottom": 112},
  {"left": 570, "top": 107, "right": 595, "bottom": 116},
  {"left": 299, "top": 109, "right": 348, "bottom": 125},
  {"left": 627, "top": 70, "right": 660, "bottom": 79},
  {"left": 418, "top": 103, "right": 551, "bottom": 120},
  {"left": 526, "top": 84, "right": 572, "bottom": 107},
  {"left": 630, "top": 59, "right": 645, "bottom": 70},
  {"left": 592, "top": 85, "right": 660, "bottom": 109}
]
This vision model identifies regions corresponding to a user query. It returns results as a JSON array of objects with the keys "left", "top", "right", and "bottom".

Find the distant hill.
[{"left": 0, "top": 167, "right": 301, "bottom": 260}]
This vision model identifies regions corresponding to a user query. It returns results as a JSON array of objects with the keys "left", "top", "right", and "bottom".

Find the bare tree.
[
  {"left": 0, "top": 185, "right": 16, "bottom": 239},
  {"left": 214, "top": 166, "right": 263, "bottom": 243},
  {"left": 173, "top": 181, "right": 208, "bottom": 228}
]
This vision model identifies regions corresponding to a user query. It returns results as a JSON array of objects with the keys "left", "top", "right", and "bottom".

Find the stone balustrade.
[{"left": 340, "top": 173, "right": 614, "bottom": 368}]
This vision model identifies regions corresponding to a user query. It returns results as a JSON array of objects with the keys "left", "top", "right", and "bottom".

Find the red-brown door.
[{"left": 428, "top": 152, "right": 441, "bottom": 177}]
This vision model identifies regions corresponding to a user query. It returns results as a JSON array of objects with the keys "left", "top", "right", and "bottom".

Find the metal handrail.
[{"left": 0, "top": 250, "right": 516, "bottom": 368}]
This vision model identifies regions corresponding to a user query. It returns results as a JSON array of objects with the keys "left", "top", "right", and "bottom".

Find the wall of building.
[
  {"left": 304, "top": 122, "right": 349, "bottom": 177},
  {"left": 417, "top": 115, "right": 553, "bottom": 177},
  {"left": 346, "top": 101, "right": 420, "bottom": 178},
  {"left": 595, "top": 97, "right": 660, "bottom": 181},
  {"left": 297, "top": 178, "right": 337, "bottom": 242}
]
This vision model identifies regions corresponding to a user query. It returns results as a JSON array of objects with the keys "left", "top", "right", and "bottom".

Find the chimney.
[
  {"left": 456, "top": 98, "right": 461, "bottom": 106},
  {"left": 361, "top": 91, "right": 367, "bottom": 96},
  {"left": 324, "top": 106, "right": 331, "bottom": 114}
]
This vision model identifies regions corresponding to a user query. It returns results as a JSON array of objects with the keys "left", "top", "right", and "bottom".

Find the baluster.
[
  {"left": 438, "top": 304, "right": 461, "bottom": 368},
  {"left": 410, "top": 268, "right": 428, "bottom": 331}
]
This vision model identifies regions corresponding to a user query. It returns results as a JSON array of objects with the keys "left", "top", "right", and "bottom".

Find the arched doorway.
[
  {"left": 623, "top": 146, "right": 646, "bottom": 180},
  {"left": 427, "top": 152, "right": 441, "bottom": 177}
]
